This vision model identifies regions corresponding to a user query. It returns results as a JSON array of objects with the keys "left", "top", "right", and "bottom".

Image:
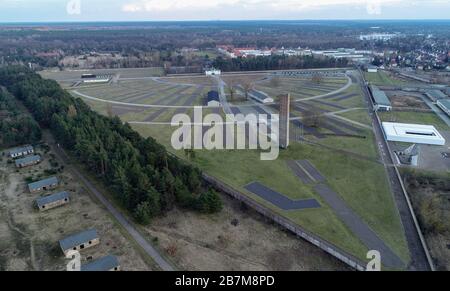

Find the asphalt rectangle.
[
  {"left": 244, "top": 182, "right": 321, "bottom": 211},
  {"left": 286, "top": 160, "right": 315, "bottom": 184},
  {"left": 297, "top": 160, "right": 326, "bottom": 183}
]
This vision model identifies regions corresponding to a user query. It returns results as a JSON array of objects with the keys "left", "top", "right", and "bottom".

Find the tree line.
[
  {"left": 0, "top": 66, "right": 222, "bottom": 223},
  {"left": 212, "top": 55, "right": 349, "bottom": 72},
  {"left": 0, "top": 87, "right": 41, "bottom": 148}
]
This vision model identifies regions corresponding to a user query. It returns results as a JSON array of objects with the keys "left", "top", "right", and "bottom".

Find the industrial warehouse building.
[
  {"left": 425, "top": 89, "right": 447, "bottom": 102},
  {"left": 15, "top": 155, "right": 41, "bottom": 168},
  {"left": 59, "top": 229, "right": 100, "bottom": 255},
  {"left": 206, "top": 91, "right": 221, "bottom": 107},
  {"left": 8, "top": 145, "right": 34, "bottom": 159},
  {"left": 382, "top": 122, "right": 446, "bottom": 146},
  {"left": 81, "top": 255, "right": 120, "bottom": 272},
  {"left": 35, "top": 191, "right": 70, "bottom": 212},
  {"left": 370, "top": 85, "right": 392, "bottom": 111},
  {"left": 28, "top": 177, "right": 59, "bottom": 193},
  {"left": 437, "top": 99, "right": 450, "bottom": 117}
]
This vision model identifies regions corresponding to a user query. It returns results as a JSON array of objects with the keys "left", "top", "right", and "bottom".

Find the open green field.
[
  {"left": 65, "top": 71, "right": 410, "bottom": 268},
  {"left": 254, "top": 76, "right": 348, "bottom": 101},
  {"left": 337, "top": 109, "right": 372, "bottom": 126},
  {"left": 73, "top": 79, "right": 212, "bottom": 109},
  {"left": 379, "top": 111, "right": 449, "bottom": 131},
  {"left": 130, "top": 122, "right": 409, "bottom": 265},
  {"left": 39, "top": 67, "right": 164, "bottom": 81},
  {"left": 364, "top": 71, "right": 408, "bottom": 86}
]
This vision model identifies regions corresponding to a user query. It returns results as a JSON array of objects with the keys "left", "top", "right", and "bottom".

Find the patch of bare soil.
[
  {"left": 388, "top": 93, "right": 429, "bottom": 110},
  {"left": 222, "top": 74, "right": 268, "bottom": 86},
  {"left": 143, "top": 194, "right": 349, "bottom": 271}
]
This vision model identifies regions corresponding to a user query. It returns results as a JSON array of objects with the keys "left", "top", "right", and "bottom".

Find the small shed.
[
  {"left": 81, "top": 255, "right": 120, "bottom": 272},
  {"left": 35, "top": 191, "right": 70, "bottom": 212},
  {"left": 367, "top": 65, "right": 378, "bottom": 73},
  {"left": 207, "top": 91, "right": 221, "bottom": 107},
  {"left": 15, "top": 155, "right": 41, "bottom": 168},
  {"left": 59, "top": 229, "right": 100, "bottom": 255},
  {"left": 28, "top": 177, "right": 59, "bottom": 193}
]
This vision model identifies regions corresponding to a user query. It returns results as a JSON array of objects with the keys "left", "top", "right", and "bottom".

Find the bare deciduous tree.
[
  {"left": 302, "top": 108, "right": 323, "bottom": 128},
  {"left": 270, "top": 76, "right": 281, "bottom": 88},
  {"left": 242, "top": 80, "right": 254, "bottom": 100},
  {"left": 311, "top": 73, "right": 323, "bottom": 84},
  {"left": 227, "top": 80, "right": 236, "bottom": 101}
]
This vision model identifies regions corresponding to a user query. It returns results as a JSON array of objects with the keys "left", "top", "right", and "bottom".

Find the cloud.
[{"left": 121, "top": 0, "right": 405, "bottom": 13}]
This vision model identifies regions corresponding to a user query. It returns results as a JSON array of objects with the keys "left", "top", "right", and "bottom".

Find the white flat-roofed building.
[
  {"left": 382, "top": 122, "right": 446, "bottom": 146},
  {"left": 367, "top": 65, "right": 378, "bottom": 73},
  {"left": 205, "top": 68, "right": 221, "bottom": 76}
]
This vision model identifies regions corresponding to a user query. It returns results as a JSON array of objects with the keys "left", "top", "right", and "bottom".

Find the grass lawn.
[
  {"left": 317, "top": 128, "right": 379, "bottom": 160},
  {"left": 130, "top": 122, "right": 410, "bottom": 265},
  {"left": 338, "top": 109, "right": 372, "bottom": 126},
  {"left": 364, "top": 71, "right": 408, "bottom": 86},
  {"left": 379, "top": 111, "right": 449, "bottom": 131},
  {"left": 76, "top": 75, "right": 411, "bottom": 268}
]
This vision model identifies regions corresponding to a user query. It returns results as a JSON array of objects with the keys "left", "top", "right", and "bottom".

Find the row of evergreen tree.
[{"left": 0, "top": 66, "right": 222, "bottom": 223}]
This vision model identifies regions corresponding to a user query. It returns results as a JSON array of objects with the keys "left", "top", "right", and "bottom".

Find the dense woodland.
[
  {"left": 0, "top": 66, "right": 222, "bottom": 223},
  {"left": 0, "top": 87, "right": 41, "bottom": 148}
]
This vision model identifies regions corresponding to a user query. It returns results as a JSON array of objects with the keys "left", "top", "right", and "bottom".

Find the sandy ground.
[
  {"left": 143, "top": 193, "right": 349, "bottom": 271},
  {"left": 0, "top": 145, "right": 150, "bottom": 271}
]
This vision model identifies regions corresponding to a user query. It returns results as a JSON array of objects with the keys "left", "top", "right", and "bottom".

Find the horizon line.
[{"left": 1, "top": 19, "right": 450, "bottom": 25}]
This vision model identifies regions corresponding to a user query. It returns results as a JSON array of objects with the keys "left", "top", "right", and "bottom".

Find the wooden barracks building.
[
  {"left": 59, "top": 229, "right": 100, "bottom": 256},
  {"left": 35, "top": 191, "right": 70, "bottom": 212},
  {"left": 28, "top": 177, "right": 59, "bottom": 193}
]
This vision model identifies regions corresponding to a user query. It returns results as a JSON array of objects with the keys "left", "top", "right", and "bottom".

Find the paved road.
[
  {"left": 44, "top": 131, "right": 174, "bottom": 271},
  {"left": 356, "top": 70, "right": 432, "bottom": 271}
]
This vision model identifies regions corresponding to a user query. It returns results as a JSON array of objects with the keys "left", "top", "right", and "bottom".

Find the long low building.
[
  {"left": 382, "top": 122, "right": 446, "bottom": 146},
  {"left": 81, "top": 255, "right": 120, "bottom": 272},
  {"left": 36, "top": 191, "right": 70, "bottom": 212},
  {"left": 59, "top": 229, "right": 100, "bottom": 255},
  {"left": 370, "top": 85, "right": 392, "bottom": 111},
  {"left": 28, "top": 177, "right": 59, "bottom": 193},
  {"left": 8, "top": 145, "right": 34, "bottom": 159},
  {"left": 425, "top": 89, "right": 447, "bottom": 102},
  {"left": 15, "top": 155, "right": 41, "bottom": 168},
  {"left": 249, "top": 89, "right": 274, "bottom": 104},
  {"left": 437, "top": 99, "right": 450, "bottom": 117}
]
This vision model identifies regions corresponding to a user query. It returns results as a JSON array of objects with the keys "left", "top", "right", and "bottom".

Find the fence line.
[{"left": 202, "top": 173, "right": 367, "bottom": 271}]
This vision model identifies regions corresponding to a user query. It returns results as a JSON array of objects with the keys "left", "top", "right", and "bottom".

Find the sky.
[{"left": 1, "top": 0, "right": 450, "bottom": 22}]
